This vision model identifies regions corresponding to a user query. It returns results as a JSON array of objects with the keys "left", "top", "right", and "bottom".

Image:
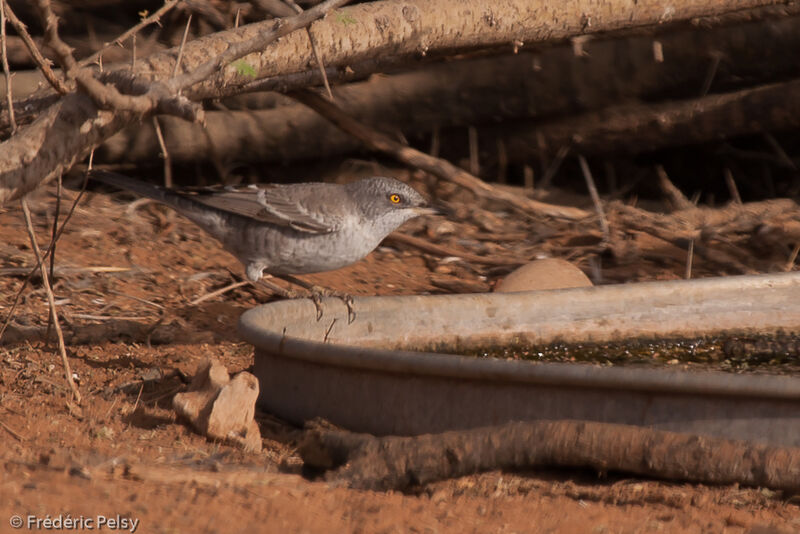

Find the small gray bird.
[{"left": 91, "top": 170, "right": 435, "bottom": 317}]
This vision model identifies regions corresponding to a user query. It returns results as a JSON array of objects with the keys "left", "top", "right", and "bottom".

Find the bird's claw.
[
  {"left": 309, "top": 289, "right": 355, "bottom": 323},
  {"left": 344, "top": 295, "right": 356, "bottom": 324},
  {"left": 267, "top": 274, "right": 356, "bottom": 323},
  {"left": 311, "top": 292, "right": 324, "bottom": 321}
]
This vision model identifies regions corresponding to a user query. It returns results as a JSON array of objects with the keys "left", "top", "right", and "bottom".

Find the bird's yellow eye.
[{"left": 389, "top": 194, "right": 402, "bottom": 204}]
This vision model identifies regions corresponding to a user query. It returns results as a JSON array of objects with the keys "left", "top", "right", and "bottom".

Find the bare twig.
[
  {"left": 496, "top": 138, "right": 508, "bottom": 184},
  {"left": 173, "top": 14, "right": 193, "bottom": 79},
  {"left": 131, "top": 383, "right": 144, "bottom": 414},
  {"left": 20, "top": 197, "right": 81, "bottom": 402},
  {"left": 130, "top": 34, "right": 136, "bottom": 70},
  {"left": 429, "top": 127, "right": 440, "bottom": 157},
  {"left": 699, "top": 51, "right": 721, "bottom": 96},
  {"left": 152, "top": 117, "right": 172, "bottom": 187},
  {"left": 578, "top": 154, "right": 610, "bottom": 243},
  {"left": 655, "top": 165, "right": 695, "bottom": 211},
  {"left": 70, "top": 314, "right": 152, "bottom": 322},
  {"left": 284, "top": 0, "right": 335, "bottom": 101},
  {"left": 523, "top": 164, "right": 534, "bottom": 191},
  {"left": 539, "top": 145, "right": 570, "bottom": 190},
  {"left": 0, "top": 419, "right": 26, "bottom": 441},
  {"left": 723, "top": 167, "right": 742, "bottom": 205},
  {"left": 306, "top": 28, "right": 333, "bottom": 101},
  {"left": 35, "top": 0, "right": 79, "bottom": 75},
  {"left": 786, "top": 244, "right": 800, "bottom": 272},
  {"left": 468, "top": 126, "right": 479, "bottom": 176},
  {"left": 1, "top": 1, "right": 67, "bottom": 93},
  {"left": 79, "top": 0, "right": 181, "bottom": 68},
  {"left": 0, "top": 0, "right": 15, "bottom": 132},
  {"left": 189, "top": 280, "right": 251, "bottom": 306},
  {"left": 108, "top": 290, "right": 165, "bottom": 310},
  {"left": 44, "top": 173, "right": 63, "bottom": 339},
  {"left": 762, "top": 132, "right": 797, "bottom": 171}
]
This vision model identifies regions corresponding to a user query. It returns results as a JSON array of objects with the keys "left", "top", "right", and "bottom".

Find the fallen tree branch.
[
  {"left": 2, "top": 0, "right": 794, "bottom": 205},
  {"left": 290, "top": 88, "right": 591, "bottom": 221},
  {"left": 300, "top": 420, "right": 800, "bottom": 492},
  {"left": 0, "top": 0, "right": 347, "bottom": 204},
  {"left": 499, "top": 77, "right": 800, "bottom": 161}
]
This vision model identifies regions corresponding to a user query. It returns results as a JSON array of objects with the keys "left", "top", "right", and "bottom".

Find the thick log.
[
  {"left": 498, "top": 78, "right": 800, "bottom": 161},
  {"left": 100, "top": 13, "right": 800, "bottom": 166}
]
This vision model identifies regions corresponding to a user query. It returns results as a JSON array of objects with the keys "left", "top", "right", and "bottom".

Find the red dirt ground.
[{"left": 1, "top": 179, "right": 798, "bottom": 533}]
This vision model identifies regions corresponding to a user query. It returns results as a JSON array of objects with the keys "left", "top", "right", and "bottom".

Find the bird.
[{"left": 90, "top": 170, "right": 437, "bottom": 320}]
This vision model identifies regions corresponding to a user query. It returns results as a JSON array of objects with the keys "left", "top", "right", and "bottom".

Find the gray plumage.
[{"left": 91, "top": 170, "right": 435, "bottom": 281}]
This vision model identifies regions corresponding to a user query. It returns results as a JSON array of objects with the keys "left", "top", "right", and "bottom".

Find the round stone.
[{"left": 494, "top": 258, "right": 593, "bottom": 293}]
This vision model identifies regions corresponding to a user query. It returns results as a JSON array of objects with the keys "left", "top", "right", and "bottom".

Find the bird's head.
[{"left": 347, "top": 176, "right": 439, "bottom": 234}]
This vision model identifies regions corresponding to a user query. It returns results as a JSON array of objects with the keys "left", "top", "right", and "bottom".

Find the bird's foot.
[
  {"left": 258, "top": 277, "right": 304, "bottom": 299},
  {"left": 279, "top": 275, "right": 356, "bottom": 323}
]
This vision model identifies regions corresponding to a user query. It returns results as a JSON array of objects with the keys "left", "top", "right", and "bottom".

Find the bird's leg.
[{"left": 278, "top": 274, "right": 356, "bottom": 324}]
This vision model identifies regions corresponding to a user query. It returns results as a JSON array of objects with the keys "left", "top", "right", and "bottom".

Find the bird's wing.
[{"left": 183, "top": 185, "right": 338, "bottom": 234}]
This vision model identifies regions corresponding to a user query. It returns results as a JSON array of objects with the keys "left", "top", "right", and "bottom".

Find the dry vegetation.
[{"left": 2, "top": 0, "right": 800, "bottom": 532}]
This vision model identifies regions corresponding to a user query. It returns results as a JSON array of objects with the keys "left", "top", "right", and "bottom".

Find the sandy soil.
[{"left": 1, "top": 180, "right": 798, "bottom": 534}]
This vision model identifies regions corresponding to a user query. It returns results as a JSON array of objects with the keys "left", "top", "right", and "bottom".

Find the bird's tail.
[{"left": 90, "top": 170, "right": 228, "bottom": 237}]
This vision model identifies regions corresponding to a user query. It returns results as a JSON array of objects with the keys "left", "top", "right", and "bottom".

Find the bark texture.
[
  {"left": 1, "top": 0, "right": 792, "bottom": 205},
  {"left": 301, "top": 420, "right": 800, "bottom": 492},
  {"left": 101, "top": 10, "right": 800, "bottom": 166}
]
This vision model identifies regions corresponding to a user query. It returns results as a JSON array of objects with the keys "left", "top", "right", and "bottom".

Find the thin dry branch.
[
  {"left": 34, "top": 0, "right": 79, "bottom": 74},
  {"left": 78, "top": 0, "right": 182, "bottom": 68},
  {"left": 20, "top": 197, "right": 81, "bottom": 402},
  {"left": 1, "top": 1, "right": 67, "bottom": 93},
  {"left": 0, "top": 0, "right": 14, "bottom": 132},
  {"left": 152, "top": 117, "right": 172, "bottom": 187},
  {"left": 290, "top": 88, "right": 590, "bottom": 221},
  {"left": 578, "top": 155, "right": 610, "bottom": 242},
  {"left": 655, "top": 165, "right": 695, "bottom": 212},
  {"left": 283, "top": 0, "right": 335, "bottom": 100},
  {"left": 189, "top": 280, "right": 251, "bottom": 306}
]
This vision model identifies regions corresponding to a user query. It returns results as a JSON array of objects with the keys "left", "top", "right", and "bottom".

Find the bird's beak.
[
  {"left": 413, "top": 206, "right": 442, "bottom": 216},
  {"left": 413, "top": 203, "right": 445, "bottom": 216}
]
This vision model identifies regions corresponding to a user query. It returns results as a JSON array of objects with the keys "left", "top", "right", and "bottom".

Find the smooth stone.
[{"left": 494, "top": 258, "right": 593, "bottom": 293}]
